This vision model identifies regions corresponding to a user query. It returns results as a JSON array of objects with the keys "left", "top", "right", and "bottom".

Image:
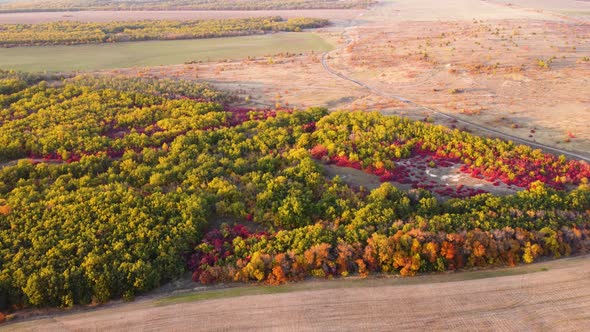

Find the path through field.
[{"left": 4, "top": 255, "right": 590, "bottom": 331}]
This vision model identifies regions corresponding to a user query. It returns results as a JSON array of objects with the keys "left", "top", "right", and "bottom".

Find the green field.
[{"left": 0, "top": 32, "right": 332, "bottom": 72}]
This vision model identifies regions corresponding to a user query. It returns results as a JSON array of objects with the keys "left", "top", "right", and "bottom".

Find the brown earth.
[
  {"left": 4, "top": 254, "right": 590, "bottom": 331},
  {"left": 1, "top": 2, "right": 589, "bottom": 330},
  {"left": 110, "top": 53, "right": 389, "bottom": 111}
]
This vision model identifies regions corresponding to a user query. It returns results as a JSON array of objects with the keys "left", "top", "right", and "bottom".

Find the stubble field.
[{"left": 0, "top": 0, "right": 589, "bottom": 329}]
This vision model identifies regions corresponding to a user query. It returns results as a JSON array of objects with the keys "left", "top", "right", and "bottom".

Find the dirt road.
[{"left": 4, "top": 255, "right": 590, "bottom": 331}]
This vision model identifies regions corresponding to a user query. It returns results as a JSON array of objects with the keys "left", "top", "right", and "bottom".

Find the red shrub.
[{"left": 310, "top": 145, "right": 328, "bottom": 159}]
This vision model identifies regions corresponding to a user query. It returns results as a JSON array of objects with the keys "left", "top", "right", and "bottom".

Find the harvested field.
[
  {"left": 0, "top": 9, "right": 363, "bottom": 24},
  {"left": 4, "top": 255, "right": 590, "bottom": 331},
  {"left": 1, "top": 0, "right": 589, "bottom": 330}
]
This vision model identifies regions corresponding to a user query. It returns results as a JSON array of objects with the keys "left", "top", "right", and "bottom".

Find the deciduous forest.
[
  {"left": 0, "top": 17, "right": 328, "bottom": 47},
  {"left": 0, "top": 71, "right": 588, "bottom": 309}
]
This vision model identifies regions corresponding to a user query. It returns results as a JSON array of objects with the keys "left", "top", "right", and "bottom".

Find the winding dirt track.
[{"left": 4, "top": 255, "right": 590, "bottom": 331}]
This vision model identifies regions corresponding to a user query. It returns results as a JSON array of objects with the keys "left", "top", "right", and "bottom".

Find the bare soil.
[
  {"left": 1, "top": 2, "right": 589, "bottom": 330},
  {"left": 110, "top": 54, "right": 386, "bottom": 111}
]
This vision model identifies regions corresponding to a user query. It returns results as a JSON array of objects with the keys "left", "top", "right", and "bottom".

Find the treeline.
[
  {"left": 0, "top": 72, "right": 588, "bottom": 309},
  {"left": 0, "top": 0, "right": 374, "bottom": 12},
  {"left": 0, "top": 17, "right": 329, "bottom": 47},
  {"left": 191, "top": 222, "right": 590, "bottom": 285}
]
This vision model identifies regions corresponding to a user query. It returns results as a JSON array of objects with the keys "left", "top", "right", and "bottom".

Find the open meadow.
[{"left": 0, "top": 32, "right": 332, "bottom": 72}]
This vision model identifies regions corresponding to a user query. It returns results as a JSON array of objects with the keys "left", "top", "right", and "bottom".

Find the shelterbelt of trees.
[
  {"left": 0, "top": 17, "right": 328, "bottom": 47},
  {"left": 0, "top": 0, "right": 375, "bottom": 12},
  {"left": 0, "top": 71, "right": 589, "bottom": 309}
]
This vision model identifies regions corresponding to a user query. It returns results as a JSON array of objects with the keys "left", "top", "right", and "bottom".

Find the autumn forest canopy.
[
  {"left": 0, "top": 17, "right": 329, "bottom": 47},
  {"left": 0, "top": 71, "right": 589, "bottom": 310}
]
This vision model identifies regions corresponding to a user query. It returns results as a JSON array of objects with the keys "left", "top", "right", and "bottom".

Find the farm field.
[
  {"left": 0, "top": 32, "right": 332, "bottom": 72},
  {"left": 4, "top": 254, "right": 590, "bottom": 330}
]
